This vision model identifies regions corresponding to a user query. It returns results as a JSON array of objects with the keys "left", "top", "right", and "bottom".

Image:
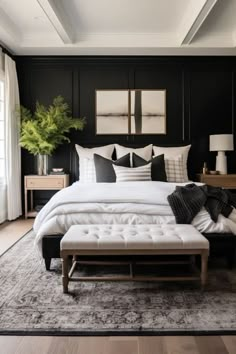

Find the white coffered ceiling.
[{"left": 0, "top": 0, "right": 236, "bottom": 55}]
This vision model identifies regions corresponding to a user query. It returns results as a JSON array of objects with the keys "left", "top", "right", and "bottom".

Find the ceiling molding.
[
  {"left": 179, "top": 0, "right": 219, "bottom": 45},
  {"left": 15, "top": 46, "right": 236, "bottom": 56},
  {"left": 36, "top": 0, "right": 74, "bottom": 44},
  {"left": 20, "top": 33, "right": 178, "bottom": 48},
  {"left": 74, "top": 33, "right": 178, "bottom": 47},
  {"left": 189, "top": 33, "right": 233, "bottom": 48}
]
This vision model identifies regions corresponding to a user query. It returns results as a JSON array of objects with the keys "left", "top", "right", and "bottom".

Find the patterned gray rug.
[{"left": 1, "top": 230, "right": 236, "bottom": 335}]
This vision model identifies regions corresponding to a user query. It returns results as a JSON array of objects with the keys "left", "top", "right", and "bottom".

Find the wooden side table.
[
  {"left": 197, "top": 174, "right": 236, "bottom": 189},
  {"left": 24, "top": 174, "right": 69, "bottom": 218}
]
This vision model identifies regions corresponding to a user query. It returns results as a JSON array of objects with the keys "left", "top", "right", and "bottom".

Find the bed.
[
  {"left": 34, "top": 181, "right": 236, "bottom": 270},
  {"left": 33, "top": 143, "right": 236, "bottom": 270}
]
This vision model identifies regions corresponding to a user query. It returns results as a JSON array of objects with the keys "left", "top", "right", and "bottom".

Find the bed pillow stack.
[
  {"left": 132, "top": 153, "right": 167, "bottom": 182},
  {"left": 115, "top": 144, "right": 153, "bottom": 165},
  {"left": 153, "top": 145, "right": 191, "bottom": 182},
  {"left": 75, "top": 144, "right": 114, "bottom": 183},
  {"left": 76, "top": 143, "right": 191, "bottom": 183},
  {"left": 112, "top": 144, "right": 153, "bottom": 182},
  {"left": 94, "top": 153, "right": 130, "bottom": 182}
]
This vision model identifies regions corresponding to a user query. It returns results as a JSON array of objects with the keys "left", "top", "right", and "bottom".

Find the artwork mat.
[
  {"left": 130, "top": 89, "right": 166, "bottom": 135},
  {"left": 95, "top": 89, "right": 129, "bottom": 135},
  {"left": 95, "top": 89, "right": 166, "bottom": 135}
]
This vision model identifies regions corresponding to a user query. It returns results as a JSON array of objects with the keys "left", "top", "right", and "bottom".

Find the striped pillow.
[
  {"left": 113, "top": 163, "right": 152, "bottom": 182},
  {"left": 165, "top": 155, "right": 186, "bottom": 182}
]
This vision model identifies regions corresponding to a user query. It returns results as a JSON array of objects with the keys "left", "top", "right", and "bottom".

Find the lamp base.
[{"left": 216, "top": 151, "right": 227, "bottom": 174}]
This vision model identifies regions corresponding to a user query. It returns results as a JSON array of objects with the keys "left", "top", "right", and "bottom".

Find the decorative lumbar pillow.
[
  {"left": 115, "top": 144, "right": 153, "bottom": 166},
  {"left": 153, "top": 145, "right": 191, "bottom": 181},
  {"left": 75, "top": 144, "right": 114, "bottom": 183},
  {"left": 132, "top": 153, "right": 167, "bottom": 182},
  {"left": 94, "top": 153, "right": 130, "bottom": 183},
  {"left": 113, "top": 163, "right": 152, "bottom": 182},
  {"left": 164, "top": 155, "right": 185, "bottom": 182}
]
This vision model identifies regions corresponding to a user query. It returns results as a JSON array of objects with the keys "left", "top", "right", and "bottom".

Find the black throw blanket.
[{"left": 167, "top": 183, "right": 236, "bottom": 224}]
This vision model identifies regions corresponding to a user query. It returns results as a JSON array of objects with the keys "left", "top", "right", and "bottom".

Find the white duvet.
[{"left": 34, "top": 181, "right": 236, "bottom": 253}]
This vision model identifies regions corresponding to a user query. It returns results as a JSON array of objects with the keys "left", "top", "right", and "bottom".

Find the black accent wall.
[{"left": 16, "top": 56, "right": 236, "bottom": 202}]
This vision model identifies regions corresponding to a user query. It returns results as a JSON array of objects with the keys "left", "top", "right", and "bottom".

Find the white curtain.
[
  {"left": 5, "top": 54, "right": 22, "bottom": 220},
  {"left": 0, "top": 48, "right": 7, "bottom": 223}
]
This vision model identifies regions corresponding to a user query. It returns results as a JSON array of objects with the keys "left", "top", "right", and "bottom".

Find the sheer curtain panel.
[
  {"left": 0, "top": 49, "right": 7, "bottom": 223},
  {"left": 5, "top": 54, "right": 22, "bottom": 220}
]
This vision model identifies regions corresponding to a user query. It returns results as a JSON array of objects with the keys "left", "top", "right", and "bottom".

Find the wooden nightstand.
[
  {"left": 24, "top": 174, "right": 69, "bottom": 218},
  {"left": 197, "top": 174, "right": 236, "bottom": 189}
]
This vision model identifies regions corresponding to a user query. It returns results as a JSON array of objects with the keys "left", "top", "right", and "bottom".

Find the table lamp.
[{"left": 209, "top": 134, "right": 234, "bottom": 174}]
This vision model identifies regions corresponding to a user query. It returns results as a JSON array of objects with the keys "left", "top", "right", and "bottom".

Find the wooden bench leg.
[
  {"left": 61, "top": 255, "right": 69, "bottom": 294},
  {"left": 201, "top": 250, "right": 208, "bottom": 288}
]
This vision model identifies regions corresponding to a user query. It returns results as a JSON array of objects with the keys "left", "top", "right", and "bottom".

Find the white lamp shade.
[{"left": 209, "top": 134, "right": 234, "bottom": 152}]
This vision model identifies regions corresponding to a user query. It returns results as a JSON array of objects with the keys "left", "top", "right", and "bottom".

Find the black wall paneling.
[
  {"left": 188, "top": 69, "right": 234, "bottom": 175},
  {"left": 79, "top": 65, "right": 130, "bottom": 144},
  {"left": 16, "top": 56, "right": 236, "bottom": 203},
  {"left": 134, "top": 64, "right": 183, "bottom": 144}
]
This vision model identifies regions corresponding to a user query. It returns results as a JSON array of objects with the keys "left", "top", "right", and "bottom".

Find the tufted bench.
[{"left": 60, "top": 224, "right": 209, "bottom": 293}]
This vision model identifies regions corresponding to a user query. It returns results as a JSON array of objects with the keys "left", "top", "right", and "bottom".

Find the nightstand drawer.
[
  {"left": 205, "top": 177, "right": 233, "bottom": 188},
  {"left": 24, "top": 174, "right": 69, "bottom": 218},
  {"left": 26, "top": 177, "right": 64, "bottom": 189},
  {"left": 197, "top": 174, "right": 236, "bottom": 189}
]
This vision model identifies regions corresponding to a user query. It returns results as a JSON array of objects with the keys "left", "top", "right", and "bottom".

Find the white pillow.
[
  {"left": 75, "top": 144, "right": 114, "bottom": 183},
  {"left": 165, "top": 155, "right": 186, "bottom": 182},
  {"left": 153, "top": 145, "right": 191, "bottom": 181},
  {"left": 115, "top": 144, "right": 153, "bottom": 166},
  {"left": 113, "top": 163, "right": 152, "bottom": 182}
]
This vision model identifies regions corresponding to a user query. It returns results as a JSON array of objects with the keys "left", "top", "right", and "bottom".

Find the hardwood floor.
[
  {"left": 0, "top": 336, "right": 235, "bottom": 354},
  {"left": 0, "top": 218, "right": 33, "bottom": 255},
  {"left": 0, "top": 219, "right": 236, "bottom": 354}
]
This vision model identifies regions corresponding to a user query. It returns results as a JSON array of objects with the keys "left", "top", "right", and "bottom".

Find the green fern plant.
[{"left": 19, "top": 96, "right": 86, "bottom": 155}]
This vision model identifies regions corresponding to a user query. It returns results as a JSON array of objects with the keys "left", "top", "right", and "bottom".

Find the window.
[{"left": 0, "top": 77, "right": 5, "bottom": 182}]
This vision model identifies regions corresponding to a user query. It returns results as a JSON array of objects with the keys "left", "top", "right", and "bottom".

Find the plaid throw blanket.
[{"left": 167, "top": 183, "right": 236, "bottom": 224}]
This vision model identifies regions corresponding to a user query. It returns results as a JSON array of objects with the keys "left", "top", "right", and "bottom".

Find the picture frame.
[{"left": 95, "top": 89, "right": 166, "bottom": 135}]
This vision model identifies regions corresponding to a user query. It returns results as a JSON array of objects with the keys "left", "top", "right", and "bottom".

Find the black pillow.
[
  {"left": 94, "top": 153, "right": 130, "bottom": 182},
  {"left": 132, "top": 153, "right": 167, "bottom": 182}
]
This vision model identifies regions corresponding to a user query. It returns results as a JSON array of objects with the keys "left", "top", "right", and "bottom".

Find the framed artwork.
[
  {"left": 96, "top": 89, "right": 166, "bottom": 135},
  {"left": 96, "top": 90, "right": 129, "bottom": 135}
]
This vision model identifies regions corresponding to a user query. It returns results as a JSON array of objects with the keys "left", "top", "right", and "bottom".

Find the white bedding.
[{"left": 33, "top": 181, "right": 236, "bottom": 253}]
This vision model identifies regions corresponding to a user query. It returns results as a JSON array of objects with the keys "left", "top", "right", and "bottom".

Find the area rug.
[{"left": 1, "top": 230, "right": 236, "bottom": 335}]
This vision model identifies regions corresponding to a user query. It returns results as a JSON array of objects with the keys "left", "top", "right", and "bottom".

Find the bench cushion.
[{"left": 60, "top": 224, "right": 209, "bottom": 251}]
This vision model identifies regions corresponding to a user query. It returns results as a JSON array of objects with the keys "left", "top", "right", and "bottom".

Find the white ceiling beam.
[
  {"left": 180, "top": 0, "right": 219, "bottom": 45},
  {"left": 0, "top": 7, "right": 21, "bottom": 51},
  {"left": 36, "top": 0, "right": 74, "bottom": 44}
]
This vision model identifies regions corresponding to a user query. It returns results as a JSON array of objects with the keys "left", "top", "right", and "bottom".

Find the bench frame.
[
  {"left": 60, "top": 248, "right": 209, "bottom": 293},
  {"left": 43, "top": 232, "right": 236, "bottom": 271}
]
